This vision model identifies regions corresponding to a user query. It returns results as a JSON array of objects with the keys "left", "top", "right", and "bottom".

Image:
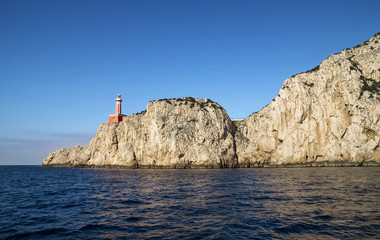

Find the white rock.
[
  {"left": 236, "top": 33, "right": 380, "bottom": 166},
  {"left": 43, "top": 33, "right": 380, "bottom": 168},
  {"left": 43, "top": 98, "right": 237, "bottom": 168}
]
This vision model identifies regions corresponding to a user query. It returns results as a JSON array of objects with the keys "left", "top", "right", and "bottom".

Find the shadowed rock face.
[
  {"left": 43, "top": 33, "right": 380, "bottom": 168},
  {"left": 236, "top": 33, "right": 380, "bottom": 167},
  {"left": 43, "top": 98, "right": 237, "bottom": 168}
]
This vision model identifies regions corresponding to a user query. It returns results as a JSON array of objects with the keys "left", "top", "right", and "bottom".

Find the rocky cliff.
[
  {"left": 43, "top": 98, "right": 237, "bottom": 168},
  {"left": 236, "top": 33, "right": 380, "bottom": 166},
  {"left": 43, "top": 33, "right": 380, "bottom": 168}
]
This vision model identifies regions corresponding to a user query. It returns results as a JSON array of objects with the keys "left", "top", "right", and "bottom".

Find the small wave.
[
  {"left": 44, "top": 191, "right": 59, "bottom": 196},
  {"left": 313, "top": 214, "right": 333, "bottom": 220},
  {"left": 35, "top": 203, "right": 53, "bottom": 210},
  {"left": 79, "top": 223, "right": 125, "bottom": 232},
  {"left": 119, "top": 199, "right": 145, "bottom": 205},
  {"left": 5, "top": 227, "right": 67, "bottom": 240},
  {"left": 125, "top": 216, "right": 142, "bottom": 222},
  {"left": 276, "top": 222, "right": 323, "bottom": 234},
  {"left": 61, "top": 203, "right": 80, "bottom": 209},
  {"left": 0, "top": 228, "right": 17, "bottom": 236}
]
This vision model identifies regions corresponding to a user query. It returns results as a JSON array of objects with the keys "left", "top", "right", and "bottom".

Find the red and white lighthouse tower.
[
  {"left": 109, "top": 94, "right": 125, "bottom": 123},
  {"left": 115, "top": 94, "right": 122, "bottom": 115}
]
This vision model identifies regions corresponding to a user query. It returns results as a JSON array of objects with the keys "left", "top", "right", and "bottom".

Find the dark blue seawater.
[{"left": 0, "top": 166, "right": 379, "bottom": 239}]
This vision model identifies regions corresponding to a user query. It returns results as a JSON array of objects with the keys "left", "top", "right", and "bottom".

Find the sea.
[{"left": 0, "top": 166, "right": 379, "bottom": 240}]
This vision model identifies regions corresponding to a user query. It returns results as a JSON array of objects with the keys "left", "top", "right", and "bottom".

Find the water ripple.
[{"left": 0, "top": 166, "right": 379, "bottom": 239}]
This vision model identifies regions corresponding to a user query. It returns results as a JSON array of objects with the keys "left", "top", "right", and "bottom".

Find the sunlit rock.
[
  {"left": 43, "top": 33, "right": 380, "bottom": 168},
  {"left": 43, "top": 98, "right": 237, "bottom": 168},
  {"left": 236, "top": 33, "right": 380, "bottom": 166}
]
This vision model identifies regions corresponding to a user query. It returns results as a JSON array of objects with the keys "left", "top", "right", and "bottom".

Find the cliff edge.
[
  {"left": 43, "top": 33, "right": 380, "bottom": 168},
  {"left": 43, "top": 98, "right": 237, "bottom": 168},
  {"left": 236, "top": 33, "right": 380, "bottom": 166}
]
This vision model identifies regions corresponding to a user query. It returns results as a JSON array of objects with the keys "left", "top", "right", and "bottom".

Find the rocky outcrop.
[
  {"left": 43, "top": 33, "right": 380, "bottom": 168},
  {"left": 236, "top": 33, "right": 380, "bottom": 166},
  {"left": 43, "top": 98, "right": 237, "bottom": 168}
]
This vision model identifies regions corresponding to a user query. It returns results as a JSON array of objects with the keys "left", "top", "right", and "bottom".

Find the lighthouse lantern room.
[{"left": 109, "top": 94, "right": 126, "bottom": 123}]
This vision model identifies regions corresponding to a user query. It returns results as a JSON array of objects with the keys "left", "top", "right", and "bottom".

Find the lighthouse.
[
  {"left": 115, "top": 94, "right": 122, "bottom": 115},
  {"left": 108, "top": 94, "right": 126, "bottom": 123}
]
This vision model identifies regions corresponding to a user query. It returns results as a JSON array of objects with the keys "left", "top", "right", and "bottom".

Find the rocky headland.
[
  {"left": 43, "top": 33, "right": 380, "bottom": 168},
  {"left": 44, "top": 98, "right": 237, "bottom": 168}
]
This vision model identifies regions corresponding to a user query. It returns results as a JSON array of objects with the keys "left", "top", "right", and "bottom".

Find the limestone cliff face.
[
  {"left": 43, "top": 34, "right": 380, "bottom": 168},
  {"left": 43, "top": 98, "right": 237, "bottom": 168},
  {"left": 236, "top": 33, "right": 380, "bottom": 166}
]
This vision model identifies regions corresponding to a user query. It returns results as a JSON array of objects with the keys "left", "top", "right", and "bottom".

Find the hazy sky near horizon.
[{"left": 1, "top": 0, "right": 379, "bottom": 165}]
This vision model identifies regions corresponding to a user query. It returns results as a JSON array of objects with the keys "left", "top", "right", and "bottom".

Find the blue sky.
[{"left": 0, "top": 0, "right": 379, "bottom": 165}]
